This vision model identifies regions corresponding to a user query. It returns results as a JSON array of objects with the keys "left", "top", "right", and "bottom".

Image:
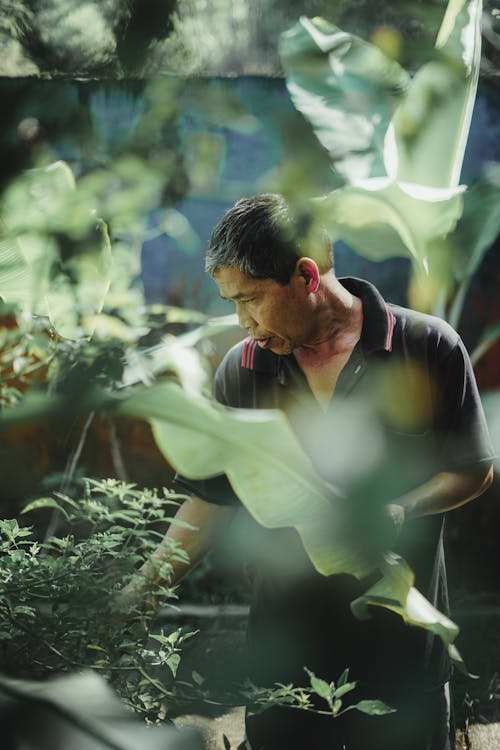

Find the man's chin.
[
  {"left": 268, "top": 341, "right": 293, "bottom": 356},
  {"left": 254, "top": 337, "right": 292, "bottom": 355}
]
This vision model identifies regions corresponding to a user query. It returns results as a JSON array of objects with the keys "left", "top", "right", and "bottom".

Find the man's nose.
[{"left": 236, "top": 304, "right": 254, "bottom": 330}]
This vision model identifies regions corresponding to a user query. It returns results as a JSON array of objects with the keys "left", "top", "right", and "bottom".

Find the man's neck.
[{"left": 294, "top": 277, "right": 364, "bottom": 364}]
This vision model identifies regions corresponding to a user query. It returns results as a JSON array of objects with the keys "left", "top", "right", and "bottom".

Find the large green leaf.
[
  {"left": 317, "top": 179, "right": 463, "bottom": 266},
  {"left": 0, "top": 671, "right": 203, "bottom": 750},
  {"left": 0, "top": 231, "right": 32, "bottom": 309},
  {"left": 0, "top": 368, "right": 465, "bottom": 659},
  {"left": 446, "top": 164, "right": 500, "bottom": 328},
  {"left": 113, "top": 379, "right": 466, "bottom": 662},
  {"left": 280, "top": 16, "right": 409, "bottom": 183},
  {"left": 351, "top": 553, "right": 467, "bottom": 673},
  {"left": 115, "top": 379, "right": 371, "bottom": 579},
  {"left": 280, "top": 2, "right": 482, "bottom": 293},
  {"left": 393, "top": 0, "right": 482, "bottom": 189}
]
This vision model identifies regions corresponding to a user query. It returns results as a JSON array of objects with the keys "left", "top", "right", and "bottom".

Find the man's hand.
[{"left": 112, "top": 495, "right": 235, "bottom": 625}]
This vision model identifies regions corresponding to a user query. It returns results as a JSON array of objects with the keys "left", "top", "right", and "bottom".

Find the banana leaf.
[
  {"left": 280, "top": 1, "right": 483, "bottom": 291},
  {"left": 114, "top": 380, "right": 463, "bottom": 666},
  {"left": 351, "top": 553, "right": 470, "bottom": 674},
  {"left": 446, "top": 164, "right": 500, "bottom": 328},
  {"left": 115, "top": 379, "right": 370, "bottom": 579},
  {"left": 280, "top": 16, "right": 409, "bottom": 183}
]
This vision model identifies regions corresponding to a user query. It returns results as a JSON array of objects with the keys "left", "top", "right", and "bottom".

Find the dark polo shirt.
[{"left": 175, "top": 277, "right": 494, "bottom": 695}]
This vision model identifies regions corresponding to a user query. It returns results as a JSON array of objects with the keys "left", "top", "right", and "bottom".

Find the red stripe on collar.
[
  {"left": 384, "top": 304, "right": 396, "bottom": 351},
  {"left": 241, "top": 337, "right": 258, "bottom": 369}
]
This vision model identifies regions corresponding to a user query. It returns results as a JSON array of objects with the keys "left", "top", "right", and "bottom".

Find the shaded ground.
[{"left": 166, "top": 595, "right": 500, "bottom": 750}]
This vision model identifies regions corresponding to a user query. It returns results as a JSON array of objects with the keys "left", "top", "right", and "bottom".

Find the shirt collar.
[{"left": 240, "top": 276, "right": 395, "bottom": 372}]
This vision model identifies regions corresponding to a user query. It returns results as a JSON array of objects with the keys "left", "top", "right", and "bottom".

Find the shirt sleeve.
[
  {"left": 438, "top": 337, "right": 495, "bottom": 470},
  {"left": 173, "top": 360, "right": 240, "bottom": 506}
]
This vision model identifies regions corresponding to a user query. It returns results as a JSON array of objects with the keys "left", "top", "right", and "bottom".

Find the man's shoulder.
[{"left": 389, "top": 303, "right": 460, "bottom": 356}]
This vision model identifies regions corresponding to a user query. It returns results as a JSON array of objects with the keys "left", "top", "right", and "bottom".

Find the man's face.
[{"left": 214, "top": 266, "right": 312, "bottom": 356}]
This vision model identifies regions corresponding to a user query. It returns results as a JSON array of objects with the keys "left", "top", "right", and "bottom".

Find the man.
[{"left": 131, "top": 194, "right": 494, "bottom": 750}]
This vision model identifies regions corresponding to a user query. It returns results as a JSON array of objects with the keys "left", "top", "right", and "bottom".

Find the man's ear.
[{"left": 296, "top": 257, "right": 320, "bottom": 293}]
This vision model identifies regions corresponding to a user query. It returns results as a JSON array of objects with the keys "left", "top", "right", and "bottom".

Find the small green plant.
[
  {"left": 241, "top": 667, "right": 394, "bottom": 719},
  {"left": 0, "top": 477, "right": 394, "bottom": 729},
  {"left": 0, "top": 478, "right": 198, "bottom": 722}
]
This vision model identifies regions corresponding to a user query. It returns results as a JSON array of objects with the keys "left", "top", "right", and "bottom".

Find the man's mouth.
[
  {"left": 257, "top": 338, "right": 271, "bottom": 349},
  {"left": 252, "top": 336, "right": 272, "bottom": 349}
]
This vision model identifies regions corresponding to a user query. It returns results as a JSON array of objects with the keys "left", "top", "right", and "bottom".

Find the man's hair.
[{"left": 205, "top": 193, "right": 333, "bottom": 285}]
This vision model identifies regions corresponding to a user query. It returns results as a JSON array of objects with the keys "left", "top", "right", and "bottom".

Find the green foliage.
[
  {"left": 280, "top": 1, "right": 500, "bottom": 326},
  {"left": 113, "top": 380, "right": 467, "bottom": 670},
  {"left": 0, "top": 477, "right": 398, "bottom": 727},
  {"left": 1, "top": 0, "right": 499, "bottom": 79},
  {"left": 351, "top": 553, "right": 472, "bottom": 675},
  {"left": 115, "top": 379, "right": 370, "bottom": 579},
  {"left": 0, "top": 478, "right": 198, "bottom": 722},
  {"left": 280, "top": 15, "right": 410, "bottom": 183},
  {"left": 0, "top": 670, "right": 204, "bottom": 749},
  {"left": 242, "top": 667, "right": 393, "bottom": 719}
]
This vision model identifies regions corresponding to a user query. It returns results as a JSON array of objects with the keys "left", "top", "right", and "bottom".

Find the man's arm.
[
  {"left": 387, "top": 463, "right": 493, "bottom": 529},
  {"left": 118, "top": 495, "right": 236, "bottom": 610}
]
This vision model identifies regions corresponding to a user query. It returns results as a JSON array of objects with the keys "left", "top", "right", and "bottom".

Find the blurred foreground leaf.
[
  {"left": 0, "top": 160, "right": 112, "bottom": 338},
  {"left": 281, "top": 1, "right": 489, "bottom": 312},
  {"left": 114, "top": 380, "right": 465, "bottom": 665},
  {"left": 0, "top": 671, "right": 203, "bottom": 750},
  {"left": 115, "top": 380, "right": 368, "bottom": 579}
]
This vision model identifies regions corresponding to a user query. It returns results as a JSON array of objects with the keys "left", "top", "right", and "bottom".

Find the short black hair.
[{"left": 205, "top": 193, "right": 333, "bottom": 285}]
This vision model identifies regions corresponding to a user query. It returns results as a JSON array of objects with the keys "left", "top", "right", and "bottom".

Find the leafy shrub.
[{"left": 0, "top": 478, "right": 197, "bottom": 722}]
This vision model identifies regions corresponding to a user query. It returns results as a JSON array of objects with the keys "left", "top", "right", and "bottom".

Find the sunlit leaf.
[
  {"left": 0, "top": 161, "right": 113, "bottom": 338},
  {"left": 281, "top": 1, "right": 483, "bottom": 311},
  {"left": 393, "top": 0, "right": 482, "bottom": 188},
  {"left": 115, "top": 380, "right": 371, "bottom": 579},
  {"left": 305, "top": 668, "right": 332, "bottom": 700},
  {"left": 350, "top": 553, "right": 467, "bottom": 673},
  {"left": 166, "top": 653, "right": 181, "bottom": 678},
  {"left": 0, "top": 230, "right": 31, "bottom": 309},
  {"left": 280, "top": 16, "right": 408, "bottom": 183},
  {"left": 317, "top": 179, "right": 464, "bottom": 266},
  {"left": 21, "top": 497, "right": 69, "bottom": 519},
  {"left": 334, "top": 681, "right": 357, "bottom": 699},
  {"left": 147, "top": 306, "right": 208, "bottom": 325},
  {"left": 82, "top": 314, "right": 148, "bottom": 343}
]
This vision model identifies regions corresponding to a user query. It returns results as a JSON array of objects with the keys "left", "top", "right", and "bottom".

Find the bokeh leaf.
[
  {"left": 0, "top": 231, "right": 32, "bottom": 309},
  {"left": 447, "top": 164, "right": 500, "bottom": 327},
  {"left": 350, "top": 699, "right": 395, "bottom": 716},
  {"left": 317, "top": 179, "right": 464, "bottom": 266},
  {"left": 280, "top": 16, "right": 409, "bottom": 183},
  {"left": 0, "top": 671, "right": 203, "bottom": 750},
  {"left": 114, "top": 380, "right": 464, "bottom": 661},
  {"left": 393, "top": 0, "right": 482, "bottom": 188},
  {"left": 115, "top": 379, "right": 370, "bottom": 579},
  {"left": 281, "top": 1, "right": 482, "bottom": 305},
  {"left": 0, "top": 161, "right": 113, "bottom": 338}
]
